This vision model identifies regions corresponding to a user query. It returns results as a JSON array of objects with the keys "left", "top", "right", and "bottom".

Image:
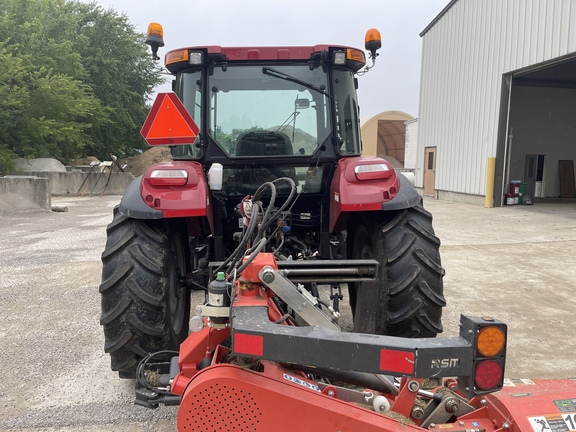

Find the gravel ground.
[
  {"left": 0, "top": 195, "right": 574, "bottom": 431},
  {"left": 0, "top": 196, "right": 177, "bottom": 431}
]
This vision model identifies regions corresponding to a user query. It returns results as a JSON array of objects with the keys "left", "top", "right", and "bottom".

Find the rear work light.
[
  {"left": 148, "top": 169, "right": 188, "bottom": 187},
  {"left": 458, "top": 316, "right": 507, "bottom": 398},
  {"left": 165, "top": 49, "right": 203, "bottom": 67},
  {"left": 332, "top": 49, "right": 366, "bottom": 71},
  {"left": 334, "top": 51, "right": 346, "bottom": 65},
  {"left": 188, "top": 51, "right": 203, "bottom": 65},
  {"left": 354, "top": 163, "right": 391, "bottom": 181}
]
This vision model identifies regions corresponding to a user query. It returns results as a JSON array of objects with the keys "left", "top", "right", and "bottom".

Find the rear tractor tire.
[
  {"left": 100, "top": 207, "right": 190, "bottom": 378},
  {"left": 350, "top": 201, "right": 446, "bottom": 338}
]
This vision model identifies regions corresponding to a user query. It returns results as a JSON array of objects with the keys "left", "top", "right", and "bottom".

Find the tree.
[
  {"left": 0, "top": 0, "right": 162, "bottom": 174},
  {"left": 0, "top": 47, "right": 27, "bottom": 174},
  {"left": 72, "top": 2, "right": 163, "bottom": 158}
]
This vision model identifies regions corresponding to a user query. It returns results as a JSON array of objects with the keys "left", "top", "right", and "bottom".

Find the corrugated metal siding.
[
  {"left": 417, "top": 0, "right": 576, "bottom": 195},
  {"left": 404, "top": 119, "right": 418, "bottom": 170}
]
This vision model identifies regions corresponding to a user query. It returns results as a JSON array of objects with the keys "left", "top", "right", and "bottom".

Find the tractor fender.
[
  {"left": 329, "top": 158, "right": 421, "bottom": 232},
  {"left": 119, "top": 176, "right": 164, "bottom": 219},
  {"left": 120, "top": 162, "right": 213, "bottom": 235},
  {"left": 379, "top": 171, "right": 421, "bottom": 211}
]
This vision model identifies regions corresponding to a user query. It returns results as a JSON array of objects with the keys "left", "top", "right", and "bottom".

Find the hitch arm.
[{"left": 231, "top": 306, "right": 474, "bottom": 378}]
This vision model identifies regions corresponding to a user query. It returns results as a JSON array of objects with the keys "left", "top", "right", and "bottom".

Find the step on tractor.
[{"left": 100, "top": 23, "right": 576, "bottom": 432}]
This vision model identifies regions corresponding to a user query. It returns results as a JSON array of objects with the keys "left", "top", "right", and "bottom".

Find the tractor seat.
[
  {"left": 235, "top": 131, "right": 293, "bottom": 157},
  {"left": 230, "top": 131, "right": 297, "bottom": 194}
]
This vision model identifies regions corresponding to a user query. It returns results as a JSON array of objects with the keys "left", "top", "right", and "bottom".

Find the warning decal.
[
  {"left": 529, "top": 413, "right": 576, "bottom": 432},
  {"left": 505, "top": 378, "right": 535, "bottom": 386},
  {"left": 555, "top": 399, "right": 576, "bottom": 412}
]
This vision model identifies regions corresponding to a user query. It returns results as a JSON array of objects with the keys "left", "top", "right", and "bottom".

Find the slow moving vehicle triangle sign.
[{"left": 141, "top": 92, "right": 200, "bottom": 145}]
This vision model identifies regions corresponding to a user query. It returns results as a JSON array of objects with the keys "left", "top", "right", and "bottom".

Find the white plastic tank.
[{"left": 208, "top": 163, "right": 223, "bottom": 190}]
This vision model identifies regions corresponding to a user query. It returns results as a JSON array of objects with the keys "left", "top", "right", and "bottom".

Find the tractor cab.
[
  {"left": 137, "top": 25, "right": 401, "bottom": 264},
  {"left": 144, "top": 24, "right": 382, "bottom": 198}
]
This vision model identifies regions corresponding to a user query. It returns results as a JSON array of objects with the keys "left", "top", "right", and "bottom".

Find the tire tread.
[
  {"left": 99, "top": 207, "right": 189, "bottom": 377},
  {"left": 352, "top": 201, "right": 445, "bottom": 338}
]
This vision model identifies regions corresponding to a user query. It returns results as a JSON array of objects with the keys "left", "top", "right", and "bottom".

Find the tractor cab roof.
[
  {"left": 169, "top": 45, "right": 353, "bottom": 60},
  {"left": 164, "top": 45, "right": 367, "bottom": 73}
]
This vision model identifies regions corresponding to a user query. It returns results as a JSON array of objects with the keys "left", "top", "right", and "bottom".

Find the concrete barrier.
[
  {"left": 16, "top": 170, "right": 135, "bottom": 196},
  {"left": 0, "top": 176, "right": 51, "bottom": 210}
]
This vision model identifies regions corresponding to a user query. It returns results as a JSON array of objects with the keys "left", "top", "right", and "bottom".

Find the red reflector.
[
  {"left": 234, "top": 333, "right": 263, "bottom": 357},
  {"left": 474, "top": 359, "right": 503, "bottom": 390},
  {"left": 148, "top": 177, "right": 188, "bottom": 187},
  {"left": 380, "top": 349, "right": 415, "bottom": 375}
]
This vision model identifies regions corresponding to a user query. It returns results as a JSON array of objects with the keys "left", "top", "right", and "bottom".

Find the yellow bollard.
[{"left": 485, "top": 157, "right": 496, "bottom": 208}]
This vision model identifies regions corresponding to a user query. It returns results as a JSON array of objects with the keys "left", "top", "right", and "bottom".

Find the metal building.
[{"left": 416, "top": 0, "right": 576, "bottom": 206}]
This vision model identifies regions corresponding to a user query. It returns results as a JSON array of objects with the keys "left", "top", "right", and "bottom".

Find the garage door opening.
[{"left": 496, "top": 55, "right": 576, "bottom": 206}]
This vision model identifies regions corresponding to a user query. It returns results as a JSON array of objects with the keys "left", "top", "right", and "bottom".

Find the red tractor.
[
  {"left": 100, "top": 25, "right": 445, "bottom": 378},
  {"left": 98, "top": 24, "right": 576, "bottom": 432}
]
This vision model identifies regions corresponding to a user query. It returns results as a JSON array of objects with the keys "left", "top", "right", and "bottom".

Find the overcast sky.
[{"left": 94, "top": 0, "right": 449, "bottom": 121}]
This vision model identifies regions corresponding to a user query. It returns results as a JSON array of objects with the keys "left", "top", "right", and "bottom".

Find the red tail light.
[{"left": 474, "top": 359, "right": 504, "bottom": 390}]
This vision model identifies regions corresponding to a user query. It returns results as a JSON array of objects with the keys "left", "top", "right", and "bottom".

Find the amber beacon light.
[
  {"left": 364, "top": 28, "right": 382, "bottom": 59},
  {"left": 145, "top": 22, "right": 165, "bottom": 60}
]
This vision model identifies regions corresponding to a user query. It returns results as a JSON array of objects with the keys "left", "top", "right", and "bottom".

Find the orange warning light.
[{"left": 141, "top": 93, "right": 200, "bottom": 145}]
